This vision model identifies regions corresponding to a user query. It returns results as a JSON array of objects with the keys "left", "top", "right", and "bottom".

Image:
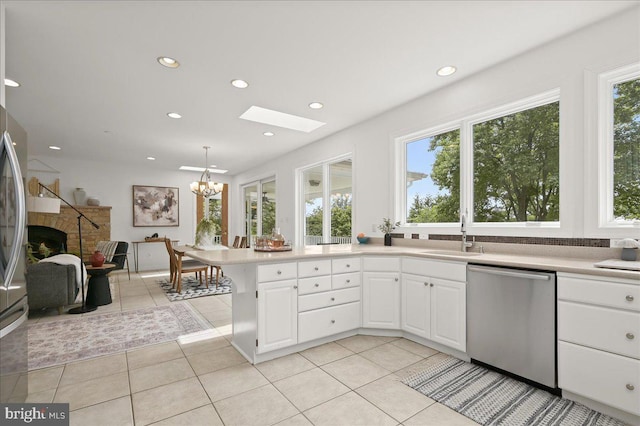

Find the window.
[
  {"left": 300, "top": 156, "right": 352, "bottom": 245},
  {"left": 405, "top": 129, "right": 460, "bottom": 223},
  {"left": 472, "top": 101, "right": 559, "bottom": 222},
  {"left": 598, "top": 63, "right": 640, "bottom": 227},
  {"left": 242, "top": 178, "right": 276, "bottom": 245},
  {"left": 397, "top": 90, "right": 560, "bottom": 229}
]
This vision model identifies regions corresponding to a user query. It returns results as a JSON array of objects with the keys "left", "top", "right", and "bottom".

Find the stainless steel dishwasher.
[{"left": 467, "top": 264, "right": 557, "bottom": 391}]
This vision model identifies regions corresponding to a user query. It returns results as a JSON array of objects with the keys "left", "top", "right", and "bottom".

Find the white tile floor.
[{"left": 26, "top": 270, "right": 479, "bottom": 426}]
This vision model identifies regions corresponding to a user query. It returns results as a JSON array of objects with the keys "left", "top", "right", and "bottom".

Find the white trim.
[{"left": 597, "top": 63, "right": 640, "bottom": 229}]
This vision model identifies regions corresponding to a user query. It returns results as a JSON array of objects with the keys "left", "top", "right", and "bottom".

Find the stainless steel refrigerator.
[{"left": 0, "top": 105, "right": 28, "bottom": 403}]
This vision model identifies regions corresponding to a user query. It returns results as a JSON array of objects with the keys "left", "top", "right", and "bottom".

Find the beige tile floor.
[{"left": 26, "top": 270, "right": 479, "bottom": 426}]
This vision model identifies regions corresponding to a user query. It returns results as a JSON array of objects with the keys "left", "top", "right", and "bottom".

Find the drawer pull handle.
[
  {"left": 626, "top": 384, "right": 635, "bottom": 391},
  {"left": 293, "top": 285, "right": 298, "bottom": 289},
  {"left": 331, "top": 297, "right": 335, "bottom": 301},
  {"left": 627, "top": 333, "right": 635, "bottom": 340},
  {"left": 314, "top": 283, "right": 319, "bottom": 287},
  {"left": 346, "top": 279, "right": 351, "bottom": 283},
  {"left": 314, "top": 267, "right": 319, "bottom": 271},
  {"left": 331, "top": 320, "right": 335, "bottom": 324},
  {"left": 346, "top": 264, "right": 350, "bottom": 268},
  {"left": 277, "top": 270, "right": 282, "bottom": 275},
  {"left": 627, "top": 295, "right": 635, "bottom": 302}
]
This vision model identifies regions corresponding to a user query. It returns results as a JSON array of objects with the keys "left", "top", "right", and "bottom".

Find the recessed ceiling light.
[
  {"left": 146, "top": 157, "right": 156, "bottom": 160},
  {"left": 231, "top": 79, "right": 249, "bottom": 89},
  {"left": 179, "top": 165, "right": 228, "bottom": 174},
  {"left": 309, "top": 102, "right": 323, "bottom": 109},
  {"left": 240, "top": 106, "right": 326, "bottom": 133},
  {"left": 49, "top": 146, "right": 61, "bottom": 150},
  {"left": 167, "top": 112, "right": 182, "bottom": 119},
  {"left": 4, "top": 78, "right": 20, "bottom": 87},
  {"left": 436, "top": 66, "right": 457, "bottom": 77},
  {"left": 263, "top": 132, "right": 275, "bottom": 137},
  {"left": 157, "top": 56, "right": 180, "bottom": 68}
]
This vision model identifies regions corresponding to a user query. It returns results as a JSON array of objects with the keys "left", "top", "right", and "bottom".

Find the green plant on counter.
[{"left": 378, "top": 217, "right": 400, "bottom": 234}]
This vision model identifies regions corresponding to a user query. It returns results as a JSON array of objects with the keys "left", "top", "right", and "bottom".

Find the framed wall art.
[{"left": 132, "top": 185, "right": 179, "bottom": 227}]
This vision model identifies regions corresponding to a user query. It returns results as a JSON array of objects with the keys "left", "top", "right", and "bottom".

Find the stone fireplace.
[{"left": 28, "top": 205, "right": 111, "bottom": 261}]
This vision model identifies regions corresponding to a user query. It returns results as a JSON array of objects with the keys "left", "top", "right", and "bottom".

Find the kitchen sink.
[{"left": 421, "top": 250, "right": 483, "bottom": 257}]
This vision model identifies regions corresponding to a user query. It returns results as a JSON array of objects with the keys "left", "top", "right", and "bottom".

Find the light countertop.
[{"left": 185, "top": 244, "right": 640, "bottom": 281}]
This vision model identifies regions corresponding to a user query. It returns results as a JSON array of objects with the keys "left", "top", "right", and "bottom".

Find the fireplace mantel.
[{"left": 28, "top": 205, "right": 111, "bottom": 261}]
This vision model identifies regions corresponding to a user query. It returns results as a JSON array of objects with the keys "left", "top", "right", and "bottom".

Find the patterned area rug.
[
  {"left": 158, "top": 275, "right": 232, "bottom": 301},
  {"left": 403, "top": 357, "right": 627, "bottom": 426},
  {"left": 28, "top": 302, "right": 210, "bottom": 370}
]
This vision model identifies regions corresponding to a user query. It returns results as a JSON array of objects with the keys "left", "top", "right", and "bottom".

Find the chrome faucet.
[{"left": 461, "top": 214, "right": 473, "bottom": 252}]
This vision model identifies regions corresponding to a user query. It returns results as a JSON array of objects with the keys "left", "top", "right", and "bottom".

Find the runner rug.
[
  {"left": 28, "top": 302, "right": 210, "bottom": 370},
  {"left": 403, "top": 357, "right": 627, "bottom": 426},
  {"left": 157, "top": 275, "right": 232, "bottom": 301}
]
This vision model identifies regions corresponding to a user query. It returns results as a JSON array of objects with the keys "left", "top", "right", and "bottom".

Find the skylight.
[{"left": 239, "top": 106, "right": 326, "bottom": 133}]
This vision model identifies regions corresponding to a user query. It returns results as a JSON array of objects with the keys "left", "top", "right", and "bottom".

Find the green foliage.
[
  {"left": 613, "top": 78, "right": 640, "bottom": 220},
  {"left": 428, "top": 129, "right": 461, "bottom": 222},
  {"left": 195, "top": 218, "right": 220, "bottom": 246},
  {"left": 262, "top": 198, "right": 276, "bottom": 235},
  {"left": 305, "top": 194, "right": 352, "bottom": 237},
  {"left": 378, "top": 217, "right": 400, "bottom": 234}
]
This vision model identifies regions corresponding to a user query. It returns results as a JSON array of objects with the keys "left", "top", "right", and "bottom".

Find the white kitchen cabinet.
[
  {"left": 430, "top": 277, "right": 466, "bottom": 351},
  {"left": 401, "top": 273, "right": 431, "bottom": 337},
  {"left": 558, "top": 272, "right": 640, "bottom": 416},
  {"left": 362, "top": 271, "right": 400, "bottom": 329},
  {"left": 257, "top": 279, "right": 298, "bottom": 353}
]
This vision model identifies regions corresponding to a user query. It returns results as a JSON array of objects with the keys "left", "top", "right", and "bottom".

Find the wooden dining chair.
[
  {"left": 163, "top": 238, "right": 209, "bottom": 293},
  {"left": 240, "top": 236, "right": 248, "bottom": 248},
  {"left": 232, "top": 236, "right": 241, "bottom": 248}
]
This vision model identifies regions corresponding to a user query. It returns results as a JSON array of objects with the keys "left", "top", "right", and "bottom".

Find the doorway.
[{"left": 196, "top": 183, "right": 228, "bottom": 246}]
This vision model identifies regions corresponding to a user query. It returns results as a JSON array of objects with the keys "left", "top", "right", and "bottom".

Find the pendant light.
[{"left": 190, "top": 146, "right": 223, "bottom": 198}]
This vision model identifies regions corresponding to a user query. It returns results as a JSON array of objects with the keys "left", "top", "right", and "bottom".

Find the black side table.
[{"left": 86, "top": 264, "right": 116, "bottom": 306}]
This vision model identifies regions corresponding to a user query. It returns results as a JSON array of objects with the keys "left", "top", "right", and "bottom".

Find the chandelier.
[{"left": 190, "top": 146, "right": 223, "bottom": 198}]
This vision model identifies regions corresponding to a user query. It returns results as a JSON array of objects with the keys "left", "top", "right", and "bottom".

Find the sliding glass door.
[{"left": 242, "top": 178, "right": 276, "bottom": 246}]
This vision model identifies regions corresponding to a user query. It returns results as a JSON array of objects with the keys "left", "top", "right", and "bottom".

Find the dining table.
[{"left": 172, "top": 244, "right": 228, "bottom": 291}]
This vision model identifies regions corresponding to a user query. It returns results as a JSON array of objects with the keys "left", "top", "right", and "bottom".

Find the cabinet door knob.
[
  {"left": 626, "top": 295, "right": 635, "bottom": 302},
  {"left": 346, "top": 264, "right": 350, "bottom": 268},
  {"left": 395, "top": 278, "right": 399, "bottom": 282},
  {"left": 430, "top": 283, "right": 434, "bottom": 287},
  {"left": 331, "top": 297, "right": 335, "bottom": 301},
  {"left": 314, "top": 283, "right": 320, "bottom": 287},
  {"left": 314, "top": 266, "right": 319, "bottom": 271},
  {"left": 424, "top": 282, "right": 428, "bottom": 286},
  {"left": 627, "top": 333, "right": 635, "bottom": 340},
  {"left": 346, "top": 279, "right": 350, "bottom": 283},
  {"left": 331, "top": 319, "right": 335, "bottom": 324},
  {"left": 293, "top": 285, "right": 298, "bottom": 289},
  {"left": 277, "top": 270, "right": 282, "bottom": 275},
  {"left": 626, "top": 384, "right": 635, "bottom": 391}
]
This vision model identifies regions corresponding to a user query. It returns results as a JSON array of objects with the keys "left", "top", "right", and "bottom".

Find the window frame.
[
  {"left": 395, "top": 89, "right": 562, "bottom": 235},
  {"left": 597, "top": 62, "right": 640, "bottom": 229}
]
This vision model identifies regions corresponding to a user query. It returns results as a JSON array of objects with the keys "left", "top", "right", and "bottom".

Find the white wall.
[
  {"left": 231, "top": 7, "right": 640, "bottom": 241},
  {"left": 28, "top": 155, "right": 231, "bottom": 271}
]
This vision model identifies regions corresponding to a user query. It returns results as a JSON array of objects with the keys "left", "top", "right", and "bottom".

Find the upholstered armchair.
[{"left": 26, "top": 262, "right": 78, "bottom": 314}]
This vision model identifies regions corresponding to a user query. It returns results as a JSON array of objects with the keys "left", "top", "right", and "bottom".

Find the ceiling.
[{"left": 3, "top": 1, "right": 636, "bottom": 176}]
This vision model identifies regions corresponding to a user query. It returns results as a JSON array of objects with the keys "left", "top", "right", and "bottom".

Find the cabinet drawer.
[
  {"left": 298, "top": 286, "right": 361, "bottom": 312},
  {"left": 257, "top": 262, "right": 297, "bottom": 282},
  {"left": 298, "top": 302, "right": 361, "bottom": 343},
  {"left": 298, "top": 259, "right": 332, "bottom": 278},
  {"left": 559, "top": 341, "right": 640, "bottom": 415},
  {"left": 332, "top": 272, "right": 361, "bottom": 290},
  {"left": 558, "top": 301, "right": 640, "bottom": 359},
  {"left": 332, "top": 257, "right": 361, "bottom": 274},
  {"left": 402, "top": 257, "right": 466, "bottom": 282},
  {"left": 298, "top": 275, "right": 332, "bottom": 295},
  {"left": 362, "top": 256, "right": 400, "bottom": 272},
  {"left": 558, "top": 274, "right": 640, "bottom": 312}
]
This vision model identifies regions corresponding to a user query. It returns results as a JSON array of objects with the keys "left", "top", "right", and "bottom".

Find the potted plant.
[
  {"left": 379, "top": 218, "right": 400, "bottom": 246},
  {"left": 195, "top": 216, "right": 221, "bottom": 248}
]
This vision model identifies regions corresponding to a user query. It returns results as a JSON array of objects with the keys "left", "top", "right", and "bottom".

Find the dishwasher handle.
[{"left": 467, "top": 265, "right": 551, "bottom": 281}]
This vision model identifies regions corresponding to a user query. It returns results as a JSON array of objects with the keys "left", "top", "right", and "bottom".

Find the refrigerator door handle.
[
  {"left": 1, "top": 131, "right": 26, "bottom": 288},
  {"left": 0, "top": 301, "right": 28, "bottom": 339}
]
